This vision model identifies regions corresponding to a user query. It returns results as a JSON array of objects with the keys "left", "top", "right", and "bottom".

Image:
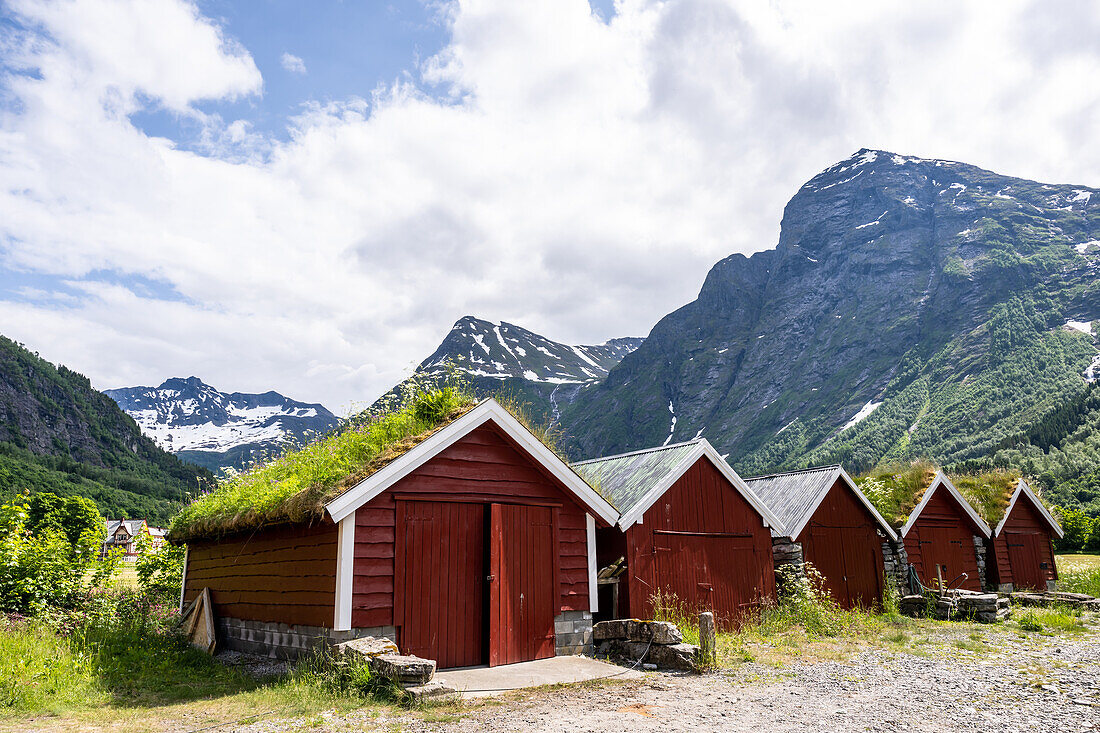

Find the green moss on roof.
[
  {"left": 169, "top": 385, "right": 477, "bottom": 543},
  {"left": 855, "top": 460, "right": 939, "bottom": 528},
  {"left": 949, "top": 469, "right": 1021, "bottom": 527}
]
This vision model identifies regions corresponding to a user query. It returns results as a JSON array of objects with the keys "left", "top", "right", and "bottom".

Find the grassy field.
[
  {"left": 1057, "top": 553, "right": 1100, "bottom": 596},
  {"left": 1057, "top": 553, "right": 1100, "bottom": 572}
]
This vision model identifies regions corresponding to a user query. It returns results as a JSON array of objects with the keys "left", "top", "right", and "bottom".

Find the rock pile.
[
  {"left": 898, "top": 590, "right": 1010, "bottom": 623},
  {"left": 593, "top": 620, "right": 700, "bottom": 671},
  {"left": 1010, "top": 591, "right": 1100, "bottom": 611},
  {"left": 333, "top": 636, "right": 459, "bottom": 702}
]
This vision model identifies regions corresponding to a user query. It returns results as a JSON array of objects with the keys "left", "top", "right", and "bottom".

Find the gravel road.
[{"left": 306, "top": 625, "right": 1100, "bottom": 733}]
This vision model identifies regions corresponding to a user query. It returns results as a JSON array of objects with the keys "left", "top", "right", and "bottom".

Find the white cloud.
[
  {"left": 280, "top": 52, "right": 307, "bottom": 75},
  {"left": 0, "top": 0, "right": 1098, "bottom": 413}
]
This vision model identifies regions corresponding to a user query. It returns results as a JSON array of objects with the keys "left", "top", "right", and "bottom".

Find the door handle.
[{"left": 486, "top": 574, "right": 496, "bottom": 582}]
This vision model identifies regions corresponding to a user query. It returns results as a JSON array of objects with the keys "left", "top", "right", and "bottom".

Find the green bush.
[
  {"left": 0, "top": 497, "right": 110, "bottom": 614},
  {"left": 134, "top": 535, "right": 185, "bottom": 608},
  {"left": 1054, "top": 505, "right": 1095, "bottom": 552}
]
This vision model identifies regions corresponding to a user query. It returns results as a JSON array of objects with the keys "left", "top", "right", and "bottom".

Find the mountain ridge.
[
  {"left": 106, "top": 376, "right": 339, "bottom": 472},
  {"left": 559, "top": 149, "right": 1099, "bottom": 483}
]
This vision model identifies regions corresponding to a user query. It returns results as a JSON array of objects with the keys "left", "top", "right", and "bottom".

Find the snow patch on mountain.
[
  {"left": 841, "top": 400, "right": 882, "bottom": 431},
  {"left": 106, "top": 377, "right": 338, "bottom": 456},
  {"left": 419, "top": 317, "right": 642, "bottom": 385}
]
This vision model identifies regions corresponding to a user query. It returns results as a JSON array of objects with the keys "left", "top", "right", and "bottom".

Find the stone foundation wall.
[
  {"left": 772, "top": 534, "right": 805, "bottom": 596},
  {"left": 555, "top": 610, "right": 593, "bottom": 656},
  {"left": 972, "top": 535, "right": 988, "bottom": 590},
  {"left": 217, "top": 617, "right": 396, "bottom": 660},
  {"left": 881, "top": 538, "right": 908, "bottom": 595},
  {"left": 221, "top": 613, "right": 595, "bottom": 661}
]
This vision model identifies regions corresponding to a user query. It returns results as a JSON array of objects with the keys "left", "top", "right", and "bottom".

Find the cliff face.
[{"left": 561, "top": 150, "right": 1100, "bottom": 473}]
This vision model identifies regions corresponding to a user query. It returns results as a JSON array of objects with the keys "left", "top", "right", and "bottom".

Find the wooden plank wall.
[
  {"left": 798, "top": 479, "right": 885, "bottom": 609},
  {"left": 183, "top": 522, "right": 338, "bottom": 628},
  {"left": 350, "top": 422, "right": 591, "bottom": 629},
  {"left": 992, "top": 498, "right": 1058, "bottom": 588},
  {"left": 625, "top": 458, "right": 776, "bottom": 622},
  {"left": 902, "top": 489, "right": 983, "bottom": 592}
]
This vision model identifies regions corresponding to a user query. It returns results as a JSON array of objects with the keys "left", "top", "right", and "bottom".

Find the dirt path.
[{"left": 303, "top": 627, "right": 1100, "bottom": 733}]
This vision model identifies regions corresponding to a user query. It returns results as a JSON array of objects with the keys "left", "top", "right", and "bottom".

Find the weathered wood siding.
[
  {"left": 797, "top": 478, "right": 885, "bottom": 609},
  {"left": 902, "top": 489, "right": 983, "bottom": 592},
  {"left": 991, "top": 498, "right": 1058, "bottom": 590},
  {"left": 182, "top": 522, "right": 338, "bottom": 628},
  {"left": 625, "top": 458, "right": 776, "bottom": 627},
  {"left": 350, "top": 421, "right": 591, "bottom": 630}
]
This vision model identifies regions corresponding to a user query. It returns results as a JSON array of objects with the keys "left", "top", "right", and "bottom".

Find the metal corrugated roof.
[
  {"left": 572, "top": 441, "right": 701, "bottom": 515},
  {"left": 744, "top": 465, "right": 842, "bottom": 537}
]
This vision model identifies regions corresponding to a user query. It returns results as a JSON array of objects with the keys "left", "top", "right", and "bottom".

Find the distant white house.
[{"left": 102, "top": 519, "right": 167, "bottom": 560}]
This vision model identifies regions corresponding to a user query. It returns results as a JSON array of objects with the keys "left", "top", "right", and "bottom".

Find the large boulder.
[
  {"left": 645, "top": 643, "right": 700, "bottom": 671},
  {"left": 370, "top": 654, "right": 436, "bottom": 685},
  {"left": 592, "top": 619, "right": 683, "bottom": 645},
  {"left": 332, "top": 636, "right": 399, "bottom": 662}
]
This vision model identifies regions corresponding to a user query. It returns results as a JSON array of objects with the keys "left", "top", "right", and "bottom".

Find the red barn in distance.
[
  {"left": 178, "top": 399, "right": 619, "bottom": 666},
  {"left": 746, "top": 465, "right": 898, "bottom": 610},
  {"left": 899, "top": 472, "right": 992, "bottom": 592},
  {"left": 987, "top": 479, "right": 1063, "bottom": 592},
  {"left": 573, "top": 439, "right": 782, "bottom": 629}
]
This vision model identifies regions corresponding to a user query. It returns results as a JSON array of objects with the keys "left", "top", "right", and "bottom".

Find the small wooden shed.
[
  {"left": 746, "top": 465, "right": 898, "bottom": 610},
  {"left": 178, "top": 399, "right": 619, "bottom": 665},
  {"left": 573, "top": 439, "right": 781, "bottom": 629},
  {"left": 900, "top": 472, "right": 992, "bottom": 592},
  {"left": 987, "top": 479, "right": 1063, "bottom": 592}
]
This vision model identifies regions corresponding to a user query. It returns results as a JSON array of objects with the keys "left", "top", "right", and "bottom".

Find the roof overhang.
[
  {"left": 324, "top": 399, "right": 620, "bottom": 526},
  {"left": 994, "top": 479, "right": 1065, "bottom": 539},
  {"left": 615, "top": 439, "right": 784, "bottom": 531},
  {"left": 778, "top": 467, "right": 899, "bottom": 542},
  {"left": 900, "top": 471, "right": 992, "bottom": 539}
]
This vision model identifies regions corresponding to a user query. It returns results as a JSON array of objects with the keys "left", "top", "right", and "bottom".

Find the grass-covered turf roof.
[
  {"left": 856, "top": 460, "right": 1031, "bottom": 529},
  {"left": 169, "top": 385, "right": 477, "bottom": 543}
]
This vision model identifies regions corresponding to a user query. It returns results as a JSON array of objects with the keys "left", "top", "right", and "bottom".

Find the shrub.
[
  {"left": 1054, "top": 505, "right": 1095, "bottom": 552},
  {"left": 759, "top": 564, "right": 847, "bottom": 637},
  {"left": 0, "top": 497, "right": 111, "bottom": 614},
  {"left": 134, "top": 535, "right": 184, "bottom": 608}
]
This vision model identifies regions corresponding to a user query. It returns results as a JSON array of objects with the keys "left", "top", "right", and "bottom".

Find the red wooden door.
[
  {"left": 841, "top": 527, "right": 883, "bottom": 609},
  {"left": 807, "top": 526, "right": 852, "bottom": 608},
  {"left": 1007, "top": 533, "right": 1045, "bottom": 591},
  {"left": 654, "top": 531, "right": 764, "bottom": 629},
  {"left": 806, "top": 525, "right": 882, "bottom": 610},
  {"left": 920, "top": 526, "right": 974, "bottom": 590},
  {"left": 489, "top": 503, "right": 557, "bottom": 666},
  {"left": 397, "top": 501, "right": 486, "bottom": 669}
]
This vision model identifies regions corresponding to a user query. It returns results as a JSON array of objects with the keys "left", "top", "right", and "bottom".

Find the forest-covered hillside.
[{"left": 0, "top": 336, "right": 211, "bottom": 524}]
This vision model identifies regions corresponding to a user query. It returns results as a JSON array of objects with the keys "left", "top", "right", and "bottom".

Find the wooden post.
[
  {"left": 936, "top": 565, "right": 945, "bottom": 598},
  {"left": 698, "top": 611, "right": 716, "bottom": 668}
]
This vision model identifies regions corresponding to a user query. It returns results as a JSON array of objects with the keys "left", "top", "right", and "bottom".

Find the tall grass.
[
  {"left": 0, "top": 616, "right": 102, "bottom": 714},
  {"left": 171, "top": 382, "right": 476, "bottom": 541},
  {"left": 1058, "top": 564, "right": 1100, "bottom": 597}
]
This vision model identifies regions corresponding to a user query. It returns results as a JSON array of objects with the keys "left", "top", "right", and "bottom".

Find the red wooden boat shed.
[
  {"left": 180, "top": 399, "right": 619, "bottom": 666},
  {"left": 573, "top": 439, "right": 782, "bottom": 628},
  {"left": 900, "top": 472, "right": 992, "bottom": 592},
  {"left": 987, "top": 479, "right": 1063, "bottom": 592},
  {"left": 746, "top": 465, "right": 898, "bottom": 610}
]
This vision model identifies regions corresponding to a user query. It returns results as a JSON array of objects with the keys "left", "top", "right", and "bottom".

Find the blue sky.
[
  {"left": 130, "top": 0, "right": 618, "bottom": 148},
  {"left": 0, "top": 0, "right": 1097, "bottom": 412}
]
